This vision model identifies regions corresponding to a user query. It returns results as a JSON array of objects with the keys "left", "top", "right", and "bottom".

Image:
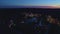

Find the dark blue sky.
[
  {"left": 0, "top": 0, "right": 60, "bottom": 6},
  {"left": 0, "top": 0, "right": 60, "bottom": 8}
]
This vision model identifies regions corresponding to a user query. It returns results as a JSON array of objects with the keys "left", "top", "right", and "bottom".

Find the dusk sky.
[{"left": 0, "top": 0, "right": 60, "bottom": 8}]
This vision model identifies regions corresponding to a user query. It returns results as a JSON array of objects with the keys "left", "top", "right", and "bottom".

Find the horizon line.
[{"left": 0, "top": 6, "right": 60, "bottom": 8}]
